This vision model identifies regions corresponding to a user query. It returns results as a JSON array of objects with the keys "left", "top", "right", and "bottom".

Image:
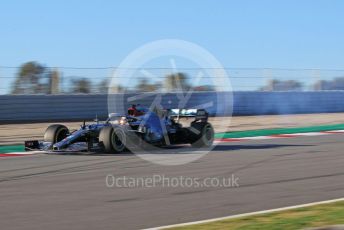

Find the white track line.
[
  {"left": 146, "top": 197, "right": 344, "bottom": 230},
  {"left": 237, "top": 136, "right": 279, "bottom": 140},
  {"left": 1, "top": 151, "right": 41, "bottom": 155},
  {"left": 290, "top": 132, "right": 330, "bottom": 136},
  {"left": 215, "top": 131, "right": 344, "bottom": 143},
  {"left": 323, "top": 130, "right": 344, "bottom": 133}
]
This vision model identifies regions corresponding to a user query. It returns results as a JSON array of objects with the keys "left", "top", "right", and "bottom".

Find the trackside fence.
[{"left": 1, "top": 91, "right": 344, "bottom": 123}]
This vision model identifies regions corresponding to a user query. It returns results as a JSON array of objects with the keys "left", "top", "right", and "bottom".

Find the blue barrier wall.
[{"left": 0, "top": 92, "right": 344, "bottom": 123}]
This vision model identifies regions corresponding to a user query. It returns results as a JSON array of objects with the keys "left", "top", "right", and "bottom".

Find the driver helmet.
[{"left": 127, "top": 104, "right": 147, "bottom": 116}]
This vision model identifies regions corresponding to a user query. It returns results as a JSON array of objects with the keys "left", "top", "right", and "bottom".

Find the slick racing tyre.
[
  {"left": 99, "top": 126, "right": 126, "bottom": 153},
  {"left": 44, "top": 124, "right": 69, "bottom": 144},
  {"left": 189, "top": 122, "right": 214, "bottom": 148}
]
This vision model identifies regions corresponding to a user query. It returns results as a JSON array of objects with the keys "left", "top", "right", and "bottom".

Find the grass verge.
[
  {"left": 0, "top": 145, "right": 24, "bottom": 153},
  {"left": 215, "top": 123, "right": 344, "bottom": 139},
  {"left": 167, "top": 201, "right": 344, "bottom": 230}
]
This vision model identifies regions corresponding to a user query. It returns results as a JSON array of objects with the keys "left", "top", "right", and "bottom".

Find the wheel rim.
[
  {"left": 55, "top": 128, "right": 68, "bottom": 142},
  {"left": 111, "top": 129, "right": 125, "bottom": 151},
  {"left": 203, "top": 125, "right": 214, "bottom": 145}
]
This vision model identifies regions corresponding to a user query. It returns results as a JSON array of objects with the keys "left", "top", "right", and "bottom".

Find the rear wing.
[{"left": 168, "top": 109, "right": 208, "bottom": 122}]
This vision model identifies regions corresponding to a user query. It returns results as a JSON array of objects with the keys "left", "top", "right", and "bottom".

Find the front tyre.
[
  {"left": 99, "top": 126, "right": 126, "bottom": 153},
  {"left": 44, "top": 124, "right": 69, "bottom": 144}
]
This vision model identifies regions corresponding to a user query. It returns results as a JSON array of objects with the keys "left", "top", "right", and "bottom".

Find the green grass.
[
  {"left": 0, "top": 145, "right": 24, "bottom": 153},
  {"left": 215, "top": 123, "right": 344, "bottom": 139},
  {"left": 167, "top": 201, "right": 344, "bottom": 230}
]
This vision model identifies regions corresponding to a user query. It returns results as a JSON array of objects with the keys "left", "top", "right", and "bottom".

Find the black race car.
[{"left": 25, "top": 105, "right": 214, "bottom": 153}]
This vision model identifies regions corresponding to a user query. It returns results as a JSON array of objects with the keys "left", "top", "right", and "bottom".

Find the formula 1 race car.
[{"left": 24, "top": 105, "right": 214, "bottom": 153}]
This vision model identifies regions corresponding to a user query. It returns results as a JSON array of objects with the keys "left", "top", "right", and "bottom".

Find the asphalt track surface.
[{"left": 1, "top": 134, "right": 344, "bottom": 230}]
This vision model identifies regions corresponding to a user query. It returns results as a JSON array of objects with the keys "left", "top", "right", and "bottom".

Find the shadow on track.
[
  {"left": 44, "top": 151, "right": 133, "bottom": 156},
  {"left": 44, "top": 144, "right": 313, "bottom": 156}
]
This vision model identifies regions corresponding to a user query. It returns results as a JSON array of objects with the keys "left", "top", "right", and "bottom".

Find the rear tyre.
[
  {"left": 44, "top": 124, "right": 69, "bottom": 144},
  {"left": 99, "top": 126, "right": 126, "bottom": 153},
  {"left": 189, "top": 122, "right": 214, "bottom": 148}
]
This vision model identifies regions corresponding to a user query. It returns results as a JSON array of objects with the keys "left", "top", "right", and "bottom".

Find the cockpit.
[{"left": 127, "top": 105, "right": 148, "bottom": 117}]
